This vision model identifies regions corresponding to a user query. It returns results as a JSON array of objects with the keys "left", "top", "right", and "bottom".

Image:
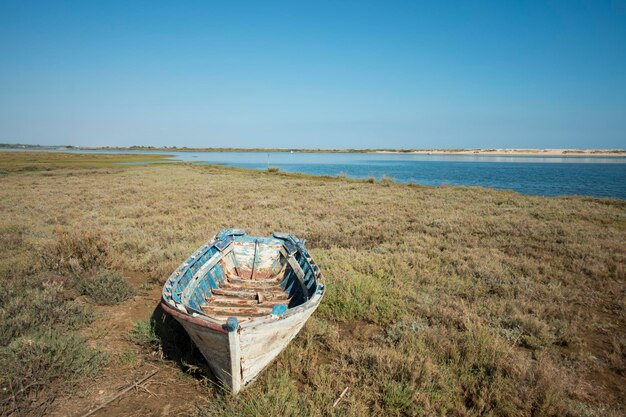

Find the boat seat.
[{"left": 203, "top": 276, "right": 290, "bottom": 321}]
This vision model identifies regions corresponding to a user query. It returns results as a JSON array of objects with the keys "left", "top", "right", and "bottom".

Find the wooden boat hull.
[
  {"left": 161, "top": 229, "right": 325, "bottom": 393},
  {"left": 162, "top": 290, "right": 322, "bottom": 392}
]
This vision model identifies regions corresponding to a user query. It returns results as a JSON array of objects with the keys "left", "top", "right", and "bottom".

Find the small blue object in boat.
[
  {"left": 271, "top": 304, "right": 288, "bottom": 316},
  {"left": 224, "top": 317, "right": 239, "bottom": 332}
]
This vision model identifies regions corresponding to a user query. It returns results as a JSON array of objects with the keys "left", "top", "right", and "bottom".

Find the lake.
[{"left": 9, "top": 149, "right": 626, "bottom": 199}]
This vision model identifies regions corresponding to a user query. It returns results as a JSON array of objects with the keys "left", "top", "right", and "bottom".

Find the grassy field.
[
  {"left": 0, "top": 151, "right": 624, "bottom": 416},
  {"left": 0, "top": 151, "right": 170, "bottom": 174}
]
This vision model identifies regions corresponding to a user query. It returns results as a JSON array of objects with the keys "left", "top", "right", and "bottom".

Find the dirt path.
[{"left": 48, "top": 273, "right": 211, "bottom": 417}]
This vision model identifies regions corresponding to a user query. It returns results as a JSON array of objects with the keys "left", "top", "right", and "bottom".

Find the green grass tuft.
[
  {"left": 119, "top": 349, "right": 138, "bottom": 365},
  {"left": 382, "top": 380, "right": 418, "bottom": 416},
  {"left": 129, "top": 320, "right": 161, "bottom": 351}
]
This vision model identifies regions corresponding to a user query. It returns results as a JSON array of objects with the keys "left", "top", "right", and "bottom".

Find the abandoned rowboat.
[{"left": 161, "top": 229, "right": 325, "bottom": 393}]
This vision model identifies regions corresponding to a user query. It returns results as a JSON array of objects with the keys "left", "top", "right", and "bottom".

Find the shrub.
[
  {"left": 0, "top": 278, "right": 93, "bottom": 346},
  {"left": 267, "top": 166, "right": 280, "bottom": 173},
  {"left": 0, "top": 331, "right": 106, "bottom": 416},
  {"left": 75, "top": 269, "right": 135, "bottom": 305},
  {"left": 42, "top": 228, "right": 109, "bottom": 276},
  {"left": 382, "top": 381, "right": 418, "bottom": 416}
]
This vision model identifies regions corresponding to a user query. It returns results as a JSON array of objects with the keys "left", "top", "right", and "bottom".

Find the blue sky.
[{"left": 1, "top": 1, "right": 625, "bottom": 149}]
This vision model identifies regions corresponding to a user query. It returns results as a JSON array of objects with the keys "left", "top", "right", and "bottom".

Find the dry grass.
[{"left": 0, "top": 151, "right": 625, "bottom": 416}]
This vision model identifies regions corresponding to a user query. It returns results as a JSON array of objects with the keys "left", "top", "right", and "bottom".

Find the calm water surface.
[{"left": 12, "top": 149, "right": 626, "bottom": 199}]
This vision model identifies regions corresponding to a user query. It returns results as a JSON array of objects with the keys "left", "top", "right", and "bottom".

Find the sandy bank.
[{"left": 373, "top": 149, "right": 626, "bottom": 156}]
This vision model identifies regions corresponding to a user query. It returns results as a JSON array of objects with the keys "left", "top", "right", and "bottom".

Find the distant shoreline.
[
  {"left": 372, "top": 149, "right": 626, "bottom": 157},
  {"left": 1, "top": 144, "right": 624, "bottom": 157}
]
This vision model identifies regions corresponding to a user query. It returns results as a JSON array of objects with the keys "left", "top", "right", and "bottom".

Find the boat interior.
[{"left": 165, "top": 231, "right": 321, "bottom": 323}]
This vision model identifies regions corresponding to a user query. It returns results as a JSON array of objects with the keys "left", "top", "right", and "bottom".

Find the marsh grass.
[
  {"left": 75, "top": 269, "right": 135, "bottom": 305},
  {"left": 0, "top": 274, "right": 93, "bottom": 346},
  {"left": 0, "top": 195, "right": 135, "bottom": 414},
  {"left": 0, "top": 151, "right": 169, "bottom": 173},
  {"left": 41, "top": 227, "right": 110, "bottom": 276},
  {"left": 41, "top": 227, "right": 135, "bottom": 304},
  {"left": 1, "top": 151, "right": 625, "bottom": 416},
  {"left": 0, "top": 330, "right": 106, "bottom": 416}
]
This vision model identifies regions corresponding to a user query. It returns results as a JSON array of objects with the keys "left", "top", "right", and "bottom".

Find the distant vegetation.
[
  {"left": 0, "top": 151, "right": 624, "bottom": 416},
  {"left": 90, "top": 145, "right": 415, "bottom": 153},
  {"left": 0, "top": 151, "right": 171, "bottom": 174},
  {"left": 3, "top": 143, "right": 624, "bottom": 155}
]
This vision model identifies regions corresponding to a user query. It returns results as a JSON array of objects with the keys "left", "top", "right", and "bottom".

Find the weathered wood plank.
[
  {"left": 211, "top": 287, "right": 289, "bottom": 301},
  {"left": 221, "top": 281, "right": 284, "bottom": 292},
  {"left": 201, "top": 305, "right": 273, "bottom": 315},
  {"left": 225, "top": 271, "right": 282, "bottom": 286},
  {"left": 205, "top": 295, "right": 288, "bottom": 308}
]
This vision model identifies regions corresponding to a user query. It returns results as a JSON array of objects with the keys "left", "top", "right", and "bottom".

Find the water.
[{"left": 7, "top": 149, "right": 626, "bottom": 198}]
